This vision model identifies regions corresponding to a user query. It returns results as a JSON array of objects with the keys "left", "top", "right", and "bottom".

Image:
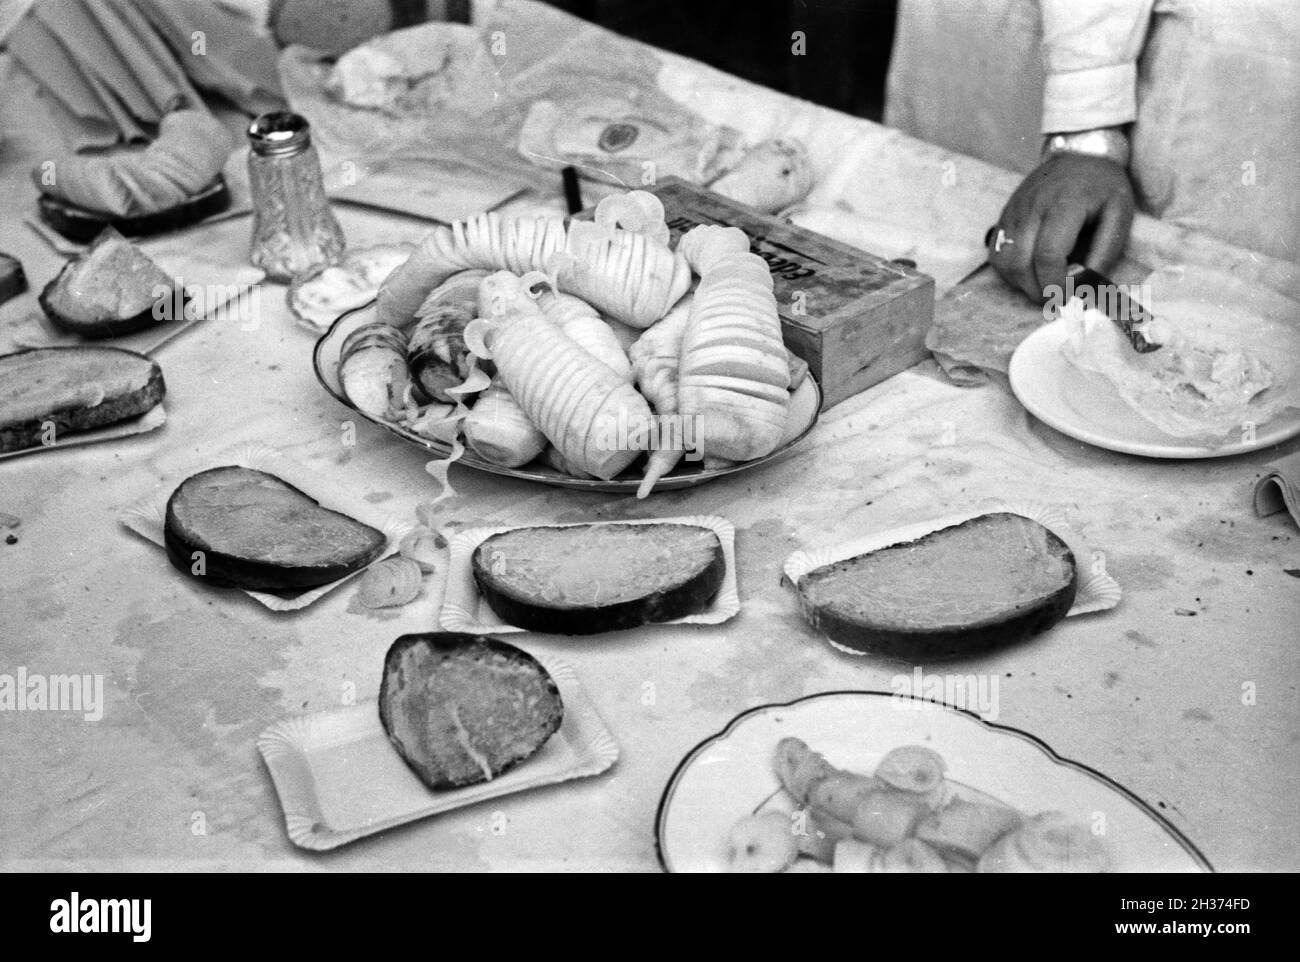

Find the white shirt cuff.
[{"left": 1042, "top": 63, "right": 1138, "bottom": 133}]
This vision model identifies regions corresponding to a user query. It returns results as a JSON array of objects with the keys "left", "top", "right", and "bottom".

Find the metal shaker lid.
[{"left": 248, "top": 112, "right": 313, "bottom": 157}]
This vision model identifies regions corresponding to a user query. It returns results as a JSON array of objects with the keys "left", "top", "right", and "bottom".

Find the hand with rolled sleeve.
[
  {"left": 989, "top": 0, "right": 1154, "bottom": 300},
  {"left": 991, "top": 148, "right": 1136, "bottom": 301}
]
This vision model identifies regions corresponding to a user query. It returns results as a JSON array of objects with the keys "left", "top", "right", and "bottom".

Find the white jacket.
[{"left": 886, "top": 0, "right": 1300, "bottom": 263}]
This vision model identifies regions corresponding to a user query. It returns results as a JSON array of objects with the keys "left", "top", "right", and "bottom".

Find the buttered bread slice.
[
  {"left": 0, "top": 346, "right": 164, "bottom": 454},
  {"left": 472, "top": 521, "right": 725, "bottom": 634},
  {"left": 379, "top": 633, "right": 564, "bottom": 790},
  {"left": 164, "top": 466, "right": 386, "bottom": 593},
  {"left": 796, "top": 513, "right": 1078, "bottom": 659}
]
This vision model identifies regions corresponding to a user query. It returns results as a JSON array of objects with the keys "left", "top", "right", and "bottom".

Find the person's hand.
[{"left": 988, "top": 152, "right": 1135, "bottom": 301}]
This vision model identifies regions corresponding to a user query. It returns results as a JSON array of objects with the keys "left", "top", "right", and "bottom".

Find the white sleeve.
[{"left": 1039, "top": 0, "right": 1156, "bottom": 133}]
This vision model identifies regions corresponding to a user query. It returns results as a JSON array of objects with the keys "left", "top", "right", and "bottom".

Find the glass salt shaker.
[{"left": 246, "top": 111, "right": 345, "bottom": 282}]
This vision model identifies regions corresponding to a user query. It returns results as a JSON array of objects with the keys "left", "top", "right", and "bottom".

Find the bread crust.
[
  {"left": 164, "top": 466, "right": 386, "bottom": 594},
  {"left": 37, "top": 177, "right": 231, "bottom": 244},
  {"left": 0, "top": 252, "right": 26, "bottom": 307},
  {"left": 0, "top": 346, "right": 164, "bottom": 454},
  {"left": 471, "top": 522, "right": 725, "bottom": 634}
]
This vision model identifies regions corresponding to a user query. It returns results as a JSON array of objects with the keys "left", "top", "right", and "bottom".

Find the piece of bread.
[
  {"left": 33, "top": 109, "right": 233, "bottom": 220},
  {"left": 37, "top": 178, "right": 231, "bottom": 244},
  {"left": 39, "top": 228, "right": 178, "bottom": 339},
  {"left": 0, "top": 346, "right": 164, "bottom": 454},
  {"left": 378, "top": 632, "right": 564, "bottom": 790},
  {"left": 472, "top": 522, "right": 725, "bottom": 634},
  {"left": 1, "top": 252, "right": 27, "bottom": 307},
  {"left": 164, "top": 466, "right": 386, "bottom": 593},
  {"left": 795, "top": 513, "right": 1078, "bottom": 659}
]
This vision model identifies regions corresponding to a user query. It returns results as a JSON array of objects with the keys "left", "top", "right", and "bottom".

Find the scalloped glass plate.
[
  {"left": 313, "top": 301, "right": 822, "bottom": 493},
  {"left": 656, "top": 691, "right": 1211, "bottom": 873},
  {"left": 258, "top": 655, "right": 618, "bottom": 851}
]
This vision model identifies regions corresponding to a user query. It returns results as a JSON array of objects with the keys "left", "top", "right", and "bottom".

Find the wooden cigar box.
[{"left": 632, "top": 177, "right": 936, "bottom": 410}]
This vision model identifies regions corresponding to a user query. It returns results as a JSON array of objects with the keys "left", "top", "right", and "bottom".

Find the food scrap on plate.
[{"left": 735, "top": 738, "right": 1109, "bottom": 873}]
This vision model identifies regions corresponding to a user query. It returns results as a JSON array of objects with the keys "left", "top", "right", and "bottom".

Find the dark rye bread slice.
[
  {"left": 0, "top": 346, "right": 164, "bottom": 454},
  {"left": 378, "top": 633, "right": 564, "bottom": 790},
  {"left": 164, "top": 466, "right": 386, "bottom": 593},
  {"left": 796, "top": 513, "right": 1078, "bottom": 660},
  {"left": 39, "top": 227, "right": 179, "bottom": 339},
  {"left": 38, "top": 177, "right": 231, "bottom": 244},
  {"left": 472, "top": 522, "right": 726, "bottom": 635}
]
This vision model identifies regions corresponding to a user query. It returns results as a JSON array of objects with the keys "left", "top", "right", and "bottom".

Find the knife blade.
[{"left": 1062, "top": 263, "right": 1162, "bottom": 353}]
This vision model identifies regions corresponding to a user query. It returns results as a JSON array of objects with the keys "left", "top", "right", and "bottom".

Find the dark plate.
[{"left": 38, "top": 176, "right": 232, "bottom": 244}]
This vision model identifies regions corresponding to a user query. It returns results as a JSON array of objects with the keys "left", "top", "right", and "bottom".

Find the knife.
[
  {"left": 1061, "top": 263, "right": 1162, "bottom": 354},
  {"left": 981, "top": 225, "right": 1162, "bottom": 353}
]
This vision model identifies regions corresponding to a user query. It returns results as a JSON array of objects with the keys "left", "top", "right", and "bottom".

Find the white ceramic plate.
[
  {"left": 1009, "top": 321, "right": 1300, "bottom": 458},
  {"left": 656, "top": 691, "right": 1211, "bottom": 873},
  {"left": 313, "top": 301, "right": 822, "bottom": 493},
  {"left": 441, "top": 514, "right": 741, "bottom": 634},
  {"left": 258, "top": 654, "right": 619, "bottom": 851}
]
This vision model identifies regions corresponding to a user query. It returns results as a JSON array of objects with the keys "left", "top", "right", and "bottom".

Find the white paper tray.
[
  {"left": 782, "top": 502, "right": 1122, "bottom": 656},
  {"left": 439, "top": 515, "right": 741, "bottom": 634},
  {"left": 0, "top": 402, "right": 165, "bottom": 461},
  {"left": 257, "top": 654, "right": 619, "bottom": 851},
  {"left": 118, "top": 441, "right": 412, "bottom": 611},
  {"left": 19, "top": 215, "right": 264, "bottom": 355}
]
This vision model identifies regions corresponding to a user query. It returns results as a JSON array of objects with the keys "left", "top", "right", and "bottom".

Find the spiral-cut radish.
[
  {"left": 540, "top": 444, "right": 594, "bottom": 479},
  {"left": 482, "top": 270, "right": 633, "bottom": 381},
  {"left": 630, "top": 292, "right": 693, "bottom": 416},
  {"left": 677, "top": 224, "right": 750, "bottom": 274},
  {"left": 463, "top": 385, "right": 547, "bottom": 468},
  {"left": 477, "top": 269, "right": 545, "bottom": 322},
  {"left": 630, "top": 293, "right": 694, "bottom": 499},
  {"left": 551, "top": 221, "right": 691, "bottom": 328},
  {"left": 636, "top": 225, "right": 789, "bottom": 497},
  {"left": 377, "top": 208, "right": 688, "bottom": 330},
  {"left": 534, "top": 288, "right": 632, "bottom": 382},
  {"left": 377, "top": 213, "right": 568, "bottom": 328},
  {"left": 484, "top": 312, "right": 652, "bottom": 480},
  {"left": 594, "top": 190, "right": 671, "bottom": 247},
  {"left": 417, "top": 268, "right": 488, "bottom": 319},
  {"left": 340, "top": 321, "right": 411, "bottom": 420}
]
